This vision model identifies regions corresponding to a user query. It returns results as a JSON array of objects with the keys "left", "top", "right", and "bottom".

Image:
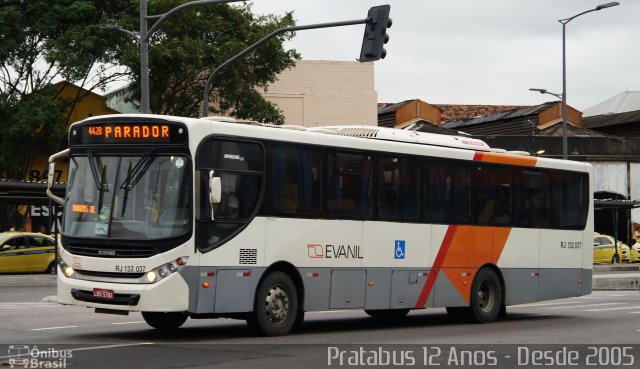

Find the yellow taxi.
[
  {"left": 627, "top": 241, "right": 640, "bottom": 263},
  {"left": 593, "top": 233, "right": 629, "bottom": 264},
  {"left": 0, "top": 232, "right": 57, "bottom": 274}
]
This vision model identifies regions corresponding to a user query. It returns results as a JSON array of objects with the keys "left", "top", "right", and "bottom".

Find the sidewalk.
[
  {"left": 1, "top": 265, "right": 639, "bottom": 290},
  {"left": 0, "top": 274, "right": 56, "bottom": 286},
  {"left": 592, "top": 264, "right": 640, "bottom": 290}
]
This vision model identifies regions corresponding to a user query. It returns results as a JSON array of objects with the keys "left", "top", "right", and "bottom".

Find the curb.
[
  {"left": 0, "top": 274, "right": 56, "bottom": 286},
  {"left": 593, "top": 273, "right": 640, "bottom": 291}
]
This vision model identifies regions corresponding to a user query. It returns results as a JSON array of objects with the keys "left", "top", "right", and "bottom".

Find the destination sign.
[{"left": 70, "top": 121, "right": 188, "bottom": 145}]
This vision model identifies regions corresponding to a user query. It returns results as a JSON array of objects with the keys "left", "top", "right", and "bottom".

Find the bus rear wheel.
[
  {"left": 249, "top": 271, "right": 299, "bottom": 336},
  {"left": 469, "top": 268, "right": 502, "bottom": 323},
  {"left": 142, "top": 311, "right": 188, "bottom": 329}
]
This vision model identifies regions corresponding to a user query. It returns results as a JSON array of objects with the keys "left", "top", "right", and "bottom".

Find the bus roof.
[{"left": 72, "top": 114, "right": 590, "bottom": 173}]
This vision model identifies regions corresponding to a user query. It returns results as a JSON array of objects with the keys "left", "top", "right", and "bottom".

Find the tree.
[
  {"left": 0, "top": 0, "right": 132, "bottom": 230},
  {"left": 114, "top": 0, "right": 300, "bottom": 122},
  {"left": 0, "top": 0, "right": 130, "bottom": 178}
]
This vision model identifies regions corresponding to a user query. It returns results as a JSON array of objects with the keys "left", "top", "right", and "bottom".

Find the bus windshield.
[{"left": 63, "top": 153, "right": 191, "bottom": 240}]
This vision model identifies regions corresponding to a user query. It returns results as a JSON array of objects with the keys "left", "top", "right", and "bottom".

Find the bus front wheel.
[
  {"left": 142, "top": 311, "right": 188, "bottom": 329},
  {"left": 249, "top": 271, "right": 299, "bottom": 336}
]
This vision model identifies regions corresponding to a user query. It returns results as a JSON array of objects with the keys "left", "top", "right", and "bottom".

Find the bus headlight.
[
  {"left": 58, "top": 259, "right": 75, "bottom": 278},
  {"left": 145, "top": 257, "right": 188, "bottom": 284}
]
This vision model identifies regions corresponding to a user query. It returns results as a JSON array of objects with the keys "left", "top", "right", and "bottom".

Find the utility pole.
[{"left": 102, "top": 0, "right": 245, "bottom": 113}]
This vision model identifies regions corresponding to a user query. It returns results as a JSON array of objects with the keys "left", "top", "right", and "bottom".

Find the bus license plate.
[{"left": 93, "top": 288, "right": 115, "bottom": 300}]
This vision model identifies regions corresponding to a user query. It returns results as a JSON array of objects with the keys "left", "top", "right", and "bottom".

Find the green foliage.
[
  {"left": 0, "top": 0, "right": 131, "bottom": 178},
  {"left": 116, "top": 1, "right": 300, "bottom": 121},
  {"left": 0, "top": 0, "right": 301, "bottom": 181},
  {"left": 0, "top": 87, "right": 65, "bottom": 178}
]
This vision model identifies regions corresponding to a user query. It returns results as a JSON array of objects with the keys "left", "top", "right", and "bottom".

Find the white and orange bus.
[{"left": 47, "top": 114, "right": 593, "bottom": 336}]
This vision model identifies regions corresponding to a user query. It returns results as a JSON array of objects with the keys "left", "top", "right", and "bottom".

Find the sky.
[{"left": 249, "top": 0, "right": 639, "bottom": 111}]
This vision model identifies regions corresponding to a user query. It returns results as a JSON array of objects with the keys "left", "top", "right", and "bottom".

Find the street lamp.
[
  {"left": 557, "top": 2, "right": 619, "bottom": 160},
  {"left": 529, "top": 88, "right": 562, "bottom": 156},
  {"left": 529, "top": 88, "right": 562, "bottom": 100}
]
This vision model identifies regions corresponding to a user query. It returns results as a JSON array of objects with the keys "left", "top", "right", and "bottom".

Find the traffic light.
[{"left": 359, "top": 5, "right": 392, "bottom": 62}]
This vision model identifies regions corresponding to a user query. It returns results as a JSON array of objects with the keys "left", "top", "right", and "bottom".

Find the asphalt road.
[{"left": 1, "top": 284, "right": 639, "bottom": 369}]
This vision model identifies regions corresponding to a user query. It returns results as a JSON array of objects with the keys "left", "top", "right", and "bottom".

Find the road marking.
[
  {"left": 70, "top": 343, "right": 155, "bottom": 352},
  {"left": 510, "top": 301, "right": 584, "bottom": 308},
  {"left": 542, "top": 302, "right": 625, "bottom": 310},
  {"left": 30, "top": 325, "right": 78, "bottom": 331},
  {"left": 111, "top": 321, "right": 145, "bottom": 325},
  {"left": 583, "top": 306, "right": 640, "bottom": 312},
  {"left": 0, "top": 305, "right": 57, "bottom": 309}
]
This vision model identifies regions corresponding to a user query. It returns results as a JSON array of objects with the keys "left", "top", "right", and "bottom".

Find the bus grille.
[
  {"left": 65, "top": 243, "right": 159, "bottom": 258},
  {"left": 239, "top": 249, "right": 257, "bottom": 264},
  {"left": 76, "top": 269, "right": 146, "bottom": 279}
]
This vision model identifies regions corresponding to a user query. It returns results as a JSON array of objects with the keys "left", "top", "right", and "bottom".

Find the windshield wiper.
[
  {"left": 120, "top": 150, "right": 155, "bottom": 216},
  {"left": 88, "top": 151, "right": 107, "bottom": 192},
  {"left": 88, "top": 151, "right": 109, "bottom": 214}
]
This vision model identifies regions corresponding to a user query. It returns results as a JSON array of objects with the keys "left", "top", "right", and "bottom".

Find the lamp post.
[
  {"left": 557, "top": 2, "right": 619, "bottom": 160},
  {"left": 102, "top": 0, "right": 245, "bottom": 114}
]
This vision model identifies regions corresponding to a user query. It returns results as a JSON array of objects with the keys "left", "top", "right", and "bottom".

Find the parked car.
[
  {"left": 0, "top": 232, "right": 56, "bottom": 274},
  {"left": 593, "top": 233, "right": 629, "bottom": 264},
  {"left": 626, "top": 240, "right": 640, "bottom": 263}
]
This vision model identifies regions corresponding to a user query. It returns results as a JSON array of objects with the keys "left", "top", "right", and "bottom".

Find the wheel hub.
[
  {"left": 265, "top": 286, "right": 289, "bottom": 323},
  {"left": 478, "top": 281, "right": 495, "bottom": 312}
]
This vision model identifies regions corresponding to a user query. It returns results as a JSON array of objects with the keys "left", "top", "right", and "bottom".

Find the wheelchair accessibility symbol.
[{"left": 394, "top": 240, "right": 406, "bottom": 259}]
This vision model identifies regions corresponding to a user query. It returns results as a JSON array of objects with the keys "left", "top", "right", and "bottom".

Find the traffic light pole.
[
  {"left": 139, "top": 0, "right": 245, "bottom": 113},
  {"left": 201, "top": 18, "right": 369, "bottom": 117}
]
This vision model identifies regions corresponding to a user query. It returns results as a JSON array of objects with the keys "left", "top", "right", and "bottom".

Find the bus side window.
[
  {"left": 551, "top": 172, "right": 588, "bottom": 229},
  {"left": 425, "top": 161, "right": 471, "bottom": 225},
  {"left": 376, "top": 156, "right": 419, "bottom": 221},
  {"left": 327, "top": 153, "right": 372, "bottom": 219},
  {"left": 271, "top": 146, "right": 322, "bottom": 217},
  {"left": 472, "top": 165, "right": 512, "bottom": 226}
]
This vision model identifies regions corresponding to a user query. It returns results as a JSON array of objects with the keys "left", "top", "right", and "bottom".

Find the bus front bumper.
[{"left": 56, "top": 270, "right": 190, "bottom": 312}]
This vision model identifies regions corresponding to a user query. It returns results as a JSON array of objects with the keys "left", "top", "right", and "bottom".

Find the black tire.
[
  {"left": 293, "top": 310, "right": 305, "bottom": 331},
  {"left": 469, "top": 268, "right": 503, "bottom": 324},
  {"left": 612, "top": 254, "right": 620, "bottom": 264},
  {"left": 365, "top": 309, "right": 410, "bottom": 319},
  {"left": 250, "top": 271, "right": 298, "bottom": 336},
  {"left": 46, "top": 261, "right": 57, "bottom": 275},
  {"left": 142, "top": 311, "right": 188, "bottom": 330}
]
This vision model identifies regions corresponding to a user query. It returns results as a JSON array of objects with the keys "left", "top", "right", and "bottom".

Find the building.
[
  {"left": 583, "top": 91, "right": 640, "bottom": 117},
  {"left": 261, "top": 60, "right": 377, "bottom": 127},
  {"left": 105, "top": 60, "right": 378, "bottom": 127},
  {"left": 378, "top": 98, "right": 522, "bottom": 129},
  {"left": 584, "top": 109, "right": 640, "bottom": 137}
]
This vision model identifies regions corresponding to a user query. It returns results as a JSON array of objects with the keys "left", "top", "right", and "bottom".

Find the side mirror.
[
  {"left": 208, "top": 170, "right": 221, "bottom": 219},
  {"left": 46, "top": 149, "right": 69, "bottom": 206}
]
